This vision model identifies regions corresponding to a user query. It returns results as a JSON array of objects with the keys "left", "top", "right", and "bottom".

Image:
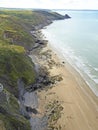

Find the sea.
[{"left": 42, "top": 10, "right": 98, "bottom": 96}]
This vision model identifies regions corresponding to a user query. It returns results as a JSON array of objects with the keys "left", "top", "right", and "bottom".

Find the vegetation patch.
[
  {"left": 0, "top": 45, "right": 35, "bottom": 95},
  {"left": 0, "top": 9, "right": 66, "bottom": 130},
  {"left": 0, "top": 89, "right": 31, "bottom": 130},
  {"left": 0, "top": 113, "right": 31, "bottom": 130},
  {"left": 46, "top": 100, "right": 63, "bottom": 130}
]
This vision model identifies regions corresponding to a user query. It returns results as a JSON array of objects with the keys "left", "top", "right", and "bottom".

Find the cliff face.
[
  {"left": 0, "top": 89, "right": 31, "bottom": 130},
  {"left": 0, "top": 9, "right": 70, "bottom": 130}
]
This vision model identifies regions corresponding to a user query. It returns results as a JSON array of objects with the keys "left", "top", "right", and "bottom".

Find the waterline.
[{"left": 41, "top": 11, "right": 98, "bottom": 96}]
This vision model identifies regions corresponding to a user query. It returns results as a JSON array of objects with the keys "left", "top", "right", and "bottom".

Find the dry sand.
[{"left": 37, "top": 44, "right": 98, "bottom": 130}]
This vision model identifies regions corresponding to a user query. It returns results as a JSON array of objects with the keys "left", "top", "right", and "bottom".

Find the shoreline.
[
  {"left": 41, "top": 29, "right": 98, "bottom": 97},
  {"left": 33, "top": 30, "right": 98, "bottom": 130},
  {"left": 41, "top": 28, "right": 98, "bottom": 97},
  {"left": 48, "top": 43, "right": 98, "bottom": 99}
]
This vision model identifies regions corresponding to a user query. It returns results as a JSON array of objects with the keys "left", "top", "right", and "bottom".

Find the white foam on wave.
[
  {"left": 42, "top": 29, "right": 98, "bottom": 96},
  {"left": 61, "top": 47, "right": 98, "bottom": 96},
  {"left": 61, "top": 47, "right": 98, "bottom": 95},
  {"left": 94, "top": 68, "right": 98, "bottom": 71}
]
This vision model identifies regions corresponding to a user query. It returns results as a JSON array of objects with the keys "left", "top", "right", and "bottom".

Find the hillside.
[{"left": 0, "top": 9, "right": 67, "bottom": 130}]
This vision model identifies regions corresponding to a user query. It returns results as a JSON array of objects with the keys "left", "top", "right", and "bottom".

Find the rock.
[
  {"left": 0, "top": 89, "right": 31, "bottom": 130},
  {"left": 30, "top": 116, "right": 48, "bottom": 130},
  {"left": 26, "top": 106, "right": 38, "bottom": 114},
  {"left": 64, "top": 14, "right": 71, "bottom": 19},
  {"left": 0, "top": 83, "right": 3, "bottom": 92},
  {"left": 0, "top": 92, "right": 6, "bottom": 103},
  {"left": 23, "top": 92, "right": 38, "bottom": 109}
]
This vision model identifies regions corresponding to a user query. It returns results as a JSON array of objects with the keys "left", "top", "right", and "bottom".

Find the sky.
[{"left": 0, "top": 0, "right": 98, "bottom": 9}]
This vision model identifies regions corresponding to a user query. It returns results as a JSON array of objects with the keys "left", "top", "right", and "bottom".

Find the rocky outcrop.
[
  {"left": 0, "top": 9, "right": 71, "bottom": 130},
  {"left": 64, "top": 14, "right": 71, "bottom": 19},
  {"left": 0, "top": 89, "right": 31, "bottom": 130}
]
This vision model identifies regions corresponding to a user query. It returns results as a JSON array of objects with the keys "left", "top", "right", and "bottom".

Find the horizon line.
[{"left": 0, "top": 7, "right": 98, "bottom": 11}]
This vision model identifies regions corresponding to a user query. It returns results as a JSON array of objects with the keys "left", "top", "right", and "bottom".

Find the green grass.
[
  {"left": 0, "top": 44, "right": 35, "bottom": 88},
  {"left": 0, "top": 9, "right": 64, "bottom": 90},
  {"left": 0, "top": 89, "right": 31, "bottom": 130},
  {"left": 0, "top": 9, "right": 65, "bottom": 130},
  {"left": 0, "top": 113, "right": 31, "bottom": 130},
  {"left": 0, "top": 16, "right": 35, "bottom": 50},
  {"left": 0, "top": 10, "right": 65, "bottom": 49}
]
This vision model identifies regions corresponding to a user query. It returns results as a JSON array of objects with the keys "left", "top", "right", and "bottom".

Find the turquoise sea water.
[{"left": 42, "top": 10, "right": 98, "bottom": 96}]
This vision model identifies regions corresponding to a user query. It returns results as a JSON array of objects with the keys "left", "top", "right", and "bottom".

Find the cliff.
[{"left": 0, "top": 9, "right": 71, "bottom": 130}]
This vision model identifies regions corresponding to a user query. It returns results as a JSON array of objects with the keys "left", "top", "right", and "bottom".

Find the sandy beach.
[{"left": 35, "top": 41, "right": 98, "bottom": 130}]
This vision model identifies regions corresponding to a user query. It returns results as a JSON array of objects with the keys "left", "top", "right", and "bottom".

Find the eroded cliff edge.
[{"left": 0, "top": 9, "right": 70, "bottom": 130}]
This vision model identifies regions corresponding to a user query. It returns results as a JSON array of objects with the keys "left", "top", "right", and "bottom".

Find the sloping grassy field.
[{"left": 0, "top": 9, "right": 65, "bottom": 130}]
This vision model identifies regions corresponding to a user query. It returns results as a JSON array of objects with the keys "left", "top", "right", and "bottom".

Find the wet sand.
[{"left": 37, "top": 43, "right": 98, "bottom": 130}]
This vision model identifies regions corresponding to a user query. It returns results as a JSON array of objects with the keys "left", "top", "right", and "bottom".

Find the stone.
[
  {"left": 0, "top": 83, "right": 3, "bottom": 92},
  {"left": 65, "top": 14, "right": 71, "bottom": 19},
  {"left": 26, "top": 106, "right": 38, "bottom": 114}
]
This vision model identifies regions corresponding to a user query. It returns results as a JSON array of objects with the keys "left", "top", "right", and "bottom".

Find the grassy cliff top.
[
  {"left": 0, "top": 9, "right": 66, "bottom": 130},
  {"left": 0, "top": 9, "right": 65, "bottom": 93},
  {"left": 0, "top": 10, "right": 65, "bottom": 49}
]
